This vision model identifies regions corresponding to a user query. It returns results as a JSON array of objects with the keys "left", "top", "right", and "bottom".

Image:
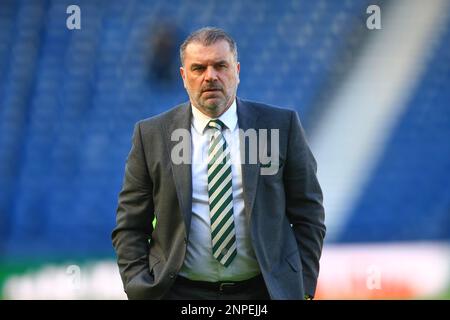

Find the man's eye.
[{"left": 193, "top": 66, "right": 205, "bottom": 71}]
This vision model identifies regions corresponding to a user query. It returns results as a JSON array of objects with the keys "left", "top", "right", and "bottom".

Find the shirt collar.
[{"left": 191, "top": 99, "right": 238, "bottom": 134}]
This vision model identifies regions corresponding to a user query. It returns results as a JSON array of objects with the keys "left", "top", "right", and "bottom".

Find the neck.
[{"left": 193, "top": 97, "right": 235, "bottom": 118}]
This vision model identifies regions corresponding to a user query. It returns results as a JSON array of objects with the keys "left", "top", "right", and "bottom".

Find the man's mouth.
[{"left": 203, "top": 88, "right": 222, "bottom": 93}]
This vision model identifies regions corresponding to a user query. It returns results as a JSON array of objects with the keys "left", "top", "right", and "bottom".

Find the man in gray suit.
[{"left": 112, "top": 27, "right": 325, "bottom": 300}]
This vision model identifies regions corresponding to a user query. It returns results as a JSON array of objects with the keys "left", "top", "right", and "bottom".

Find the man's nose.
[{"left": 204, "top": 66, "right": 218, "bottom": 81}]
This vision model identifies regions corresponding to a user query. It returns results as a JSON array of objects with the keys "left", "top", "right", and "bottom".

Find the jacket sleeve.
[
  {"left": 284, "top": 110, "right": 326, "bottom": 298},
  {"left": 111, "top": 121, "right": 155, "bottom": 299}
]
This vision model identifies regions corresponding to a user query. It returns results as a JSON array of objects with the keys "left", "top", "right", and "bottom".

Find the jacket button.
[
  {"left": 184, "top": 238, "right": 188, "bottom": 244},
  {"left": 169, "top": 272, "right": 175, "bottom": 279}
]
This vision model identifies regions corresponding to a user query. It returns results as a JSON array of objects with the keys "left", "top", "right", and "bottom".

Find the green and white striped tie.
[{"left": 207, "top": 119, "right": 237, "bottom": 267}]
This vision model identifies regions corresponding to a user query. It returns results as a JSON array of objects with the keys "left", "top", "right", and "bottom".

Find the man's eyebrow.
[
  {"left": 190, "top": 60, "right": 229, "bottom": 68},
  {"left": 190, "top": 63, "right": 205, "bottom": 70},
  {"left": 214, "top": 60, "right": 229, "bottom": 65}
]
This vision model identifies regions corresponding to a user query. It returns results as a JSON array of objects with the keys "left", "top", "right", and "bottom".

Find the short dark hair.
[{"left": 179, "top": 27, "right": 238, "bottom": 66}]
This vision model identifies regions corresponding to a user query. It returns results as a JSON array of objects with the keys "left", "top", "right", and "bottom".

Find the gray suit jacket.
[{"left": 112, "top": 98, "right": 326, "bottom": 300}]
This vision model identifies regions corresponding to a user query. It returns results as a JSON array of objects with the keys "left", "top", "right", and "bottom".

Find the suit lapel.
[
  {"left": 237, "top": 99, "right": 260, "bottom": 220},
  {"left": 163, "top": 102, "right": 193, "bottom": 237}
]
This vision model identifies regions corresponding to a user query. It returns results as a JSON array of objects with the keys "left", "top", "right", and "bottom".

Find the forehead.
[{"left": 184, "top": 40, "right": 234, "bottom": 64}]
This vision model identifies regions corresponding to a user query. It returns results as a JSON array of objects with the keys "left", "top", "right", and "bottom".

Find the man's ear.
[
  {"left": 180, "top": 67, "right": 187, "bottom": 88},
  {"left": 236, "top": 62, "right": 240, "bottom": 84}
]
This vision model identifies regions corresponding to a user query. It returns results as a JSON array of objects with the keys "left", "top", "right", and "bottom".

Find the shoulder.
[
  {"left": 238, "top": 98, "right": 298, "bottom": 123},
  {"left": 137, "top": 102, "right": 188, "bottom": 128},
  {"left": 131, "top": 102, "right": 190, "bottom": 140}
]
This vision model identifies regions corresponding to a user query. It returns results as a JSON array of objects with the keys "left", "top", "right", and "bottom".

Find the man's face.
[{"left": 180, "top": 40, "right": 240, "bottom": 117}]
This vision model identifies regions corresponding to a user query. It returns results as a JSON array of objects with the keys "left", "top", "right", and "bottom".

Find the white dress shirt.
[{"left": 178, "top": 99, "right": 261, "bottom": 282}]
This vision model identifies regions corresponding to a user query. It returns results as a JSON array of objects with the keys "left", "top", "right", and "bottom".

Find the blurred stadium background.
[{"left": 0, "top": 0, "right": 449, "bottom": 299}]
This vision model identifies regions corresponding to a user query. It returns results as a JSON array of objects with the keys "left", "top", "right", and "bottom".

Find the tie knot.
[{"left": 207, "top": 119, "right": 226, "bottom": 131}]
